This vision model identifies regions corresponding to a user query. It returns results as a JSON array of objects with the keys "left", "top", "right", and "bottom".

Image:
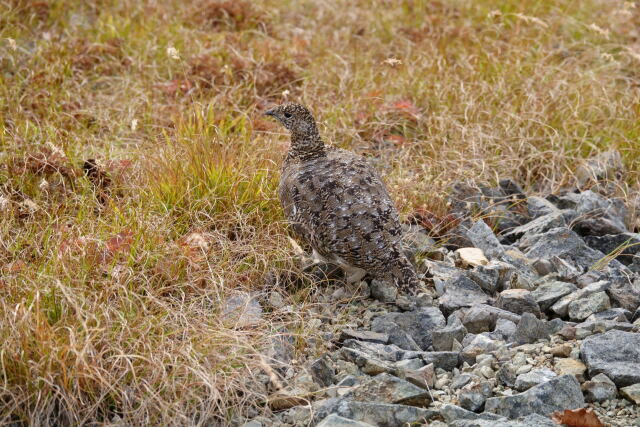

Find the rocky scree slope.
[{"left": 241, "top": 151, "right": 640, "bottom": 427}]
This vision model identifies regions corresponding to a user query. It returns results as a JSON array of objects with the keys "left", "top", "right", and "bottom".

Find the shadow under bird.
[{"left": 265, "top": 103, "right": 420, "bottom": 295}]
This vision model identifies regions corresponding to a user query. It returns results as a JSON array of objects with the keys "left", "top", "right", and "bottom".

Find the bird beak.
[{"left": 264, "top": 108, "right": 276, "bottom": 117}]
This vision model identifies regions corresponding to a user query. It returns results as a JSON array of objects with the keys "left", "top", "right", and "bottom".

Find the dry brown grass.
[{"left": 1, "top": 0, "right": 640, "bottom": 424}]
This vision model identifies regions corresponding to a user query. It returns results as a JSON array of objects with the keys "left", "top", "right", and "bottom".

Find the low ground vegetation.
[{"left": 1, "top": 0, "right": 639, "bottom": 424}]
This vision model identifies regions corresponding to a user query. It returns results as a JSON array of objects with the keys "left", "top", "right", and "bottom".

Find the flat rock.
[
  {"left": 580, "top": 330, "right": 640, "bottom": 387},
  {"left": 496, "top": 289, "right": 541, "bottom": 317},
  {"left": 530, "top": 280, "right": 577, "bottom": 312},
  {"left": 371, "top": 307, "right": 445, "bottom": 351},
  {"left": 484, "top": 374, "right": 584, "bottom": 418},
  {"left": 222, "top": 292, "right": 263, "bottom": 328},
  {"left": 401, "top": 363, "right": 435, "bottom": 389},
  {"left": 450, "top": 414, "right": 557, "bottom": 427},
  {"left": 439, "top": 276, "right": 492, "bottom": 315},
  {"left": 310, "top": 356, "right": 335, "bottom": 387},
  {"left": 440, "top": 404, "right": 505, "bottom": 424},
  {"left": 339, "top": 329, "right": 390, "bottom": 344},
  {"left": 567, "top": 291, "right": 610, "bottom": 321},
  {"left": 506, "top": 211, "right": 566, "bottom": 241},
  {"left": 581, "top": 373, "right": 617, "bottom": 402},
  {"left": 316, "top": 414, "right": 376, "bottom": 427},
  {"left": 456, "top": 247, "right": 490, "bottom": 268},
  {"left": 350, "top": 373, "right": 431, "bottom": 407},
  {"left": 527, "top": 196, "right": 560, "bottom": 219},
  {"left": 620, "top": 383, "right": 640, "bottom": 404},
  {"left": 586, "top": 307, "right": 631, "bottom": 322},
  {"left": 514, "top": 368, "right": 557, "bottom": 391},
  {"left": 323, "top": 400, "right": 436, "bottom": 427}
]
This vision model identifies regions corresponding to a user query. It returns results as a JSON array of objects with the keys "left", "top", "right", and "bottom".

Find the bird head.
[{"left": 264, "top": 103, "right": 318, "bottom": 137}]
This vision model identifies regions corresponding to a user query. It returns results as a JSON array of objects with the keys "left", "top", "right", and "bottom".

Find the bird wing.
[{"left": 279, "top": 148, "right": 403, "bottom": 272}]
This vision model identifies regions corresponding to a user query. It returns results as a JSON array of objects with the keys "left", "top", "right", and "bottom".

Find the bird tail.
[{"left": 385, "top": 255, "right": 420, "bottom": 295}]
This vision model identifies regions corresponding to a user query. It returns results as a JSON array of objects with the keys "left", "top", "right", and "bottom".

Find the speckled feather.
[{"left": 265, "top": 103, "right": 419, "bottom": 294}]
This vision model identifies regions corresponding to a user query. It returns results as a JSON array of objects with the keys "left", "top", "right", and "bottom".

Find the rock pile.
[{"left": 242, "top": 152, "right": 640, "bottom": 427}]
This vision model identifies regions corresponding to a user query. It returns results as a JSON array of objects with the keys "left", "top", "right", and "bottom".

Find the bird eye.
[{"left": 284, "top": 112, "right": 292, "bottom": 118}]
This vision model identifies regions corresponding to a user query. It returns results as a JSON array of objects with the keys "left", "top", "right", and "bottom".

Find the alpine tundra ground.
[{"left": 1, "top": 0, "right": 639, "bottom": 424}]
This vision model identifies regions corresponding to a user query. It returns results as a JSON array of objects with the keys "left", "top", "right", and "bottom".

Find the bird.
[{"left": 264, "top": 102, "right": 420, "bottom": 295}]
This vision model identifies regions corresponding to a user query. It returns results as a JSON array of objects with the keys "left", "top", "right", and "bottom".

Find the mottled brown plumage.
[{"left": 265, "top": 103, "right": 419, "bottom": 294}]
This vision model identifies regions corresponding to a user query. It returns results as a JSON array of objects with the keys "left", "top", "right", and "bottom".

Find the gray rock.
[
  {"left": 432, "top": 320, "right": 468, "bottom": 351},
  {"left": 580, "top": 330, "right": 640, "bottom": 386},
  {"left": 339, "top": 329, "right": 390, "bottom": 344},
  {"left": 370, "top": 280, "right": 398, "bottom": 302},
  {"left": 550, "top": 280, "right": 610, "bottom": 317},
  {"left": 574, "top": 319, "right": 637, "bottom": 339},
  {"left": 350, "top": 373, "right": 431, "bottom": 406},
  {"left": 608, "top": 276, "right": 640, "bottom": 313},
  {"left": 620, "top": 383, "right": 640, "bottom": 404},
  {"left": 241, "top": 421, "right": 264, "bottom": 427},
  {"left": 316, "top": 414, "right": 375, "bottom": 426},
  {"left": 311, "top": 356, "right": 335, "bottom": 387},
  {"left": 521, "top": 227, "right": 604, "bottom": 272},
  {"left": 514, "top": 368, "right": 557, "bottom": 392},
  {"left": 496, "top": 289, "right": 541, "bottom": 317},
  {"left": 440, "top": 404, "right": 505, "bottom": 424},
  {"left": 439, "top": 276, "right": 492, "bottom": 315},
  {"left": 459, "top": 381, "right": 493, "bottom": 412},
  {"left": 554, "top": 190, "right": 627, "bottom": 236},
  {"left": 467, "top": 220, "right": 505, "bottom": 259},
  {"left": 567, "top": 291, "right": 611, "bottom": 321},
  {"left": 421, "top": 351, "right": 460, "bottom": 371},
  {"left": 581, "top": 373, "right": 617, "bottom": 402},
  {"left": 451, "top": 414, "right": 557, "bottom": 427},
  {"left": 583, "top": 233, "right": 640, "bottom": 265},
  {"left": 496, "top": 364, "right": 517, "bottom": 388},
  {"left": 452, "top": 373, "right": 476, "bottom": 390},
  {"left": 371, "top": 307, "right": 446, "bottom": 351},
  {"left": 586, "top": 308, "right": 631, "bottom": 322},
  {"left": 325, "top": 400, "right": 436, "bottom": 427},
  {"left": 506, "top": 211, "right": 566, "bottom": 241},
  {"left": 491, "top": 318, "right": 517, "bottom": 342},
  {"left": 530, "top": 280, "right": 577, "bottom": 311},
  {"left": 527, "top": 197, "right": 560, "bottom": 219},
  {"left": 513, "top": 313, "right": 549, "bottom": 344},
  {"left": 484, "top": 374, "right": 584, "bottom": 418},
  {"left": 467, "top": 263, "right": 502, "bottom": 293},
  {"left": 456, "top": 304, "right": 521, "bottom": 334},
  {"left": 222, "top": 292, "right": 263, "bottom": 328},
  {"left": 461, "top": 334, "right": 505, "bottom": 365},
  {"left": 401, "top": 363, "right": 435, "bottom": 389}
]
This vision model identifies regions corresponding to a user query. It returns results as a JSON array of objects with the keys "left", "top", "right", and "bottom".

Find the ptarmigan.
[{"left": 265, "top": 103, "right": 419, "bottom": 295}]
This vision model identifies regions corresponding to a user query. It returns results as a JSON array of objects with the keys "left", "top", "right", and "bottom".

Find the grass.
[{"left": 1, "top": 0, "right": 639, "bottom": 424}]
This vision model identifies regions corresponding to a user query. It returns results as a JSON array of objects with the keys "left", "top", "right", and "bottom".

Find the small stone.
[
  {"left": 439, "top": 276, "right": 492, "bottom": 315},
  {"left": 316, "top": 400, "right": 436, "bottom": 426},
  {"left": 620, "top": 383, "right": 640, "bottom": 404},
  {"left": 581, "top": 373, "right": 617, "bottom": 403},
  {"left": 550, "top": 280, "right": 610, "bottom": 317},
  {"left": 549, "top": 344, "right": 572, "bottom": 358},
  {"left": 567, "top": 291, "right": 611, "bottom": 321},
  {"left": 456, "top": 247, "right": 489, "bottom": 267},
  {"left": 371, "top": 307, "right": 446, "bottom": 351},
  {"left": 310, "top": 356, "right": 335, "bottom": 387},
  {"left": 554, "top": 358, "right": 587, "bottom": 382},
  {"left": 403, "top": 363, "right": 435, "bottom": 390},
  {"left": 496, "top": 289, "right": 541, "bottom": 317},
  {"left": 515, "top": 368, "right": 557, "bottom": 391},
  {"left": 496, "top": 364, "right": 517, "bottom": 388},
  {"left": 370, "top": 279, "right": 398, "bottom": 302},
  {"left": 456, "top": 304, "right": 521, "bottom": 334},
  {"left": 440, "top": 403, "right": 506, "bottom": 424},
  {"left": 432, "top": 321, "right": 468, "bottom": 352},
  {"left": 458, "top": 381, "right": 493, "bottom": 412},
  {"left": 222, "top": 292, "right": 263, "bottom": 328},
  {"left": 516, "top": 365, "right": 532, "bottom": 375},
  {"left": 451, "top": 373, "right": 475, "bottom": 390}
]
